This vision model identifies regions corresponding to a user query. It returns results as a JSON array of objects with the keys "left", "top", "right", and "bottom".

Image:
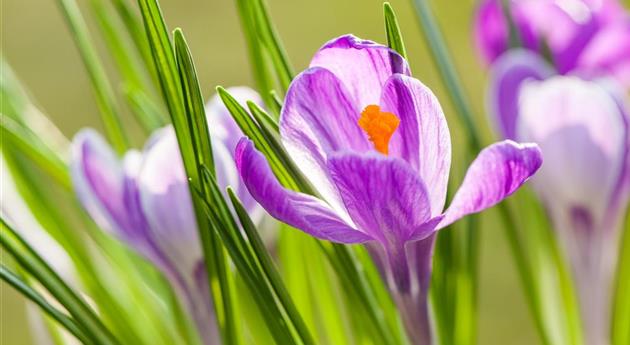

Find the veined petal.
[
  {"left": 137, "top": 128, "right": 202, "bottom": 280},
  {"left": 236, "top": 139, "right": 372, "bottom": 244},
  {"left": 280, "top": 67, "right": 370, "bottom": 219},
  {"left": 326, "top": 152, "right": 439, "bottom": 293},
  {"left": 380, "top": 74, "right": 451, "bottom": 214},
  {"left": 310, "top": 34, "right": 411, "bottom": 106},
  {"left": 438, "top": 140, "right": 542, "bottom": 229},
  {"left": 517, "top": 76, "right": 628, "bottom": 227},
  {"left": 488, "top": 50, "right": 554, "bottom": 139},
  {"left": 327, "top": 153, "right": 435, "bottom": 245}
]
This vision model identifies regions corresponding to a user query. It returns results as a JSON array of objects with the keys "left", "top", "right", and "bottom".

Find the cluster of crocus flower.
[
  {"left": 235, "top": 34, "right": 543, "bottom": 344},
  {"left": 475, "top": 0, "right": 630, "bottom": 86},
  {"left": 71, "top": 87, "right": 262, "bottom": 345},
  {"left": 475, "top": 1, "right": 630, "bottom": 344}
]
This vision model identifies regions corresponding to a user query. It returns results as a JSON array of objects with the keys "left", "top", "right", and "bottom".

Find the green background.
[{"left": 1, "top": 0, "right": 537, "bottom": 343}]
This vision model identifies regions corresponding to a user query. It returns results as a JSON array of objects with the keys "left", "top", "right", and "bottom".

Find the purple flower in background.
[
  {"left": 488, "top": 50, "right": 630, "bottom": 344},
  {"left": 235, "top": 35, "right": 542, "bottom": 344},
  {"left": 474, "top": 0, "right": 630, "bottom": 86},
  {"left": 71, "top": 87, "right": 263, "bottom": 345}
]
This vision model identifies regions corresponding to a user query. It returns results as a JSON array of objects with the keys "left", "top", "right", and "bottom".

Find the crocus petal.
[
  {"left": 438, "top": 140, "right": 542, "bottom": 229},
  {"left": 236, "top": 138, "right": 372, "bottom": 244},
  {"left": 137, "top": 128, "right": 202, "bottom": 280},
  {"left": 488, "top": 50, "right": 554, "bottom": 139},
  {"left": 380, "top": 74, "right": 451, "bottom": 213},
  {"left": 280, "top": 67, "right": 370, "bottom": 220},
  {"left": 326, "top": 152, "right": 435, "bottom": 245},
  {"left": 310, "top": 34, "right": 411, "bottom": 107},
  {"left": 474, "top": 0, "right": 509, "bottom": 64},
  {"left": 577, "top": 21, "right": 630, "bottom": 86},
  {"left": 71, "top": 129, "right": 133, "bottom": 238},
  {"left": 473, "top": 0, "right": 540, "bottom": 64},
  {"left": 517, "top": 76, "right": 628, "bottom": 228},
  {"left": 326, "top": 153, "right": 440, "bottom": 292}
]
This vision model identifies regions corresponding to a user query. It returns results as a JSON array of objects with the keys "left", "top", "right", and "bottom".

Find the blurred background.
[{"left": 2, "top": 0, "right": 537, "bottom": 343}]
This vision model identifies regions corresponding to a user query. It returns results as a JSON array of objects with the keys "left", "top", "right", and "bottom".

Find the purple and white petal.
[
  {"left": 280, "top": 67, "right": 370, "bottom": 220},
  {"left": 380, "top": 74, "right": 451, "bottom": 213},
  {"left": 236, "top": 139, "right": 372, "bottom": 244},
  {"left": 137, "top": 127, "right": 202, "bottom": 281},
  {"left": 310, "top": 35, "right": 411, "bottom": 107},
  {"left": 488, "top": 49, "right": 554, "bottom": 139},
  {"left": 516, "top": 76, "right": 628, "bottom": 229},
  {"left": 438, "top": 140, "right": 542, "bottom": 229},
  {"left": 517, "top": 75, "right": 629, "bottom": 345}
]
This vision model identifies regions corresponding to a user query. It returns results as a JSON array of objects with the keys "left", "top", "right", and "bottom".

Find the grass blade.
[
  {"left": 197, "top": 168, "right": 300, "bottom": 345},
  {"left": 55, "top": 0, "right": 129, "bottom": 153},
  {"left": 0, "top": 266, "right": 91, "bottom": 344},
  {"left": 1, "top": 218, "right": 120, "bottom": 345},
  {"left": 88, "top": 0, "right": 166, "bottom": 132},
  {"left": 173, "top": 27, "right": 236, "bottom": 345},
  {"left": 247, "top": 0, "right": 294, "bottom": 92},
  {"left": 409, "top": 0, "right": 480, "bottom": 149},
  {"left": 233, "top": 0, "right": 281, "bottom": 115},
  {"left": 228, "top": 188, "right": 315, "bottom": 345},
  {"left": 1, "top": 116, "right": 71, "bottom": 190}
]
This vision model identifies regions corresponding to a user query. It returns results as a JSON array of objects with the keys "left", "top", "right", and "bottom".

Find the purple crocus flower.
[
  {"left": 488, "top": 50, "right": 630, "bottom": 345},
  {"left": 235, "top": 35, "right": 543, "bottom": 344},
  {"left": 71, "top": 87, "right": 263, "bottom": 345},
  {"left": 474, "top": 0, "right": 630, "bottom": 86}
]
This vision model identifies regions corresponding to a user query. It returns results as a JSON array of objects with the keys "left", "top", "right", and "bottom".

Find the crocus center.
[{"left": 358, "top": 105, "right": 400, "bottom": 155}]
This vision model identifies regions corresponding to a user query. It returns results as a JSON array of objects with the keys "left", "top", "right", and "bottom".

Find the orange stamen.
[{"left": 358, "top": 105, "right": 400, "bottom": 155}]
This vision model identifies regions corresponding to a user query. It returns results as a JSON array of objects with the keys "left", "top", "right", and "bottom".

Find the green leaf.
[
  {"left": 234, "top": 0, "right": 293, "bottom": 115},
  {"left": 228, "top": 189, "right": 315, "bottom": 345},
  {"left": 110, "top": 0, "right": 160, "bottom": 86},
  {"left": 409, "top": 0, "right": 480, "bottom": 150},
  {"left": 136, "top": 0, "right": 186, "bottom": 135},
  {"left": 197, "top": 167, "right": 300, "bottom": 345},
  {"left": 123, "top": 86, "right": 168, "bottom": 131},
  {"left": 247, "top": 0, "right": 294, "bottom": 92},
  {"left": 173, "top": 27, "right": 236, "bottom": 345},
  {"left": 55, "top": 0, "right": 129, "bottom": 153},
  {"left": 88, "top": 0, "right": 166, "bottom": 133},
  {"left": 233, "top": 0, "right": 281, "bottom": 115},
  {"left": 383, "top": 3, "right": 408, "bottom": 60},
  {"left": 0, "top": 265, "right": 91, "bottom": 344},
  {"left": 1, "top": 218, "right": 120, "bottom": 345},
  {"left": 1, "top": 116, "right": 71, "bottom": 190}
]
